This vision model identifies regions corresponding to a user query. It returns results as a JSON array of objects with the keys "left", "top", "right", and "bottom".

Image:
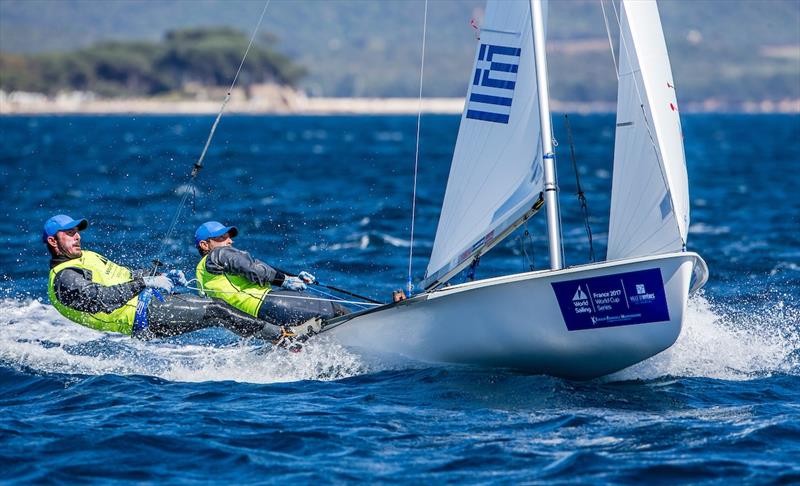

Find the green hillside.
[
  {"left": 0, "top": 27, "right": 304, "bottom": 96},
  {"left": 1, "top": 0, "right": 798, "bottom": 104}
]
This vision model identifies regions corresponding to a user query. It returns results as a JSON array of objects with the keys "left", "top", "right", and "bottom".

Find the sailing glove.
[
  {"left": 281, "top": 276, "right": 307, "bottom": 291},
  {"left": 143, "top": 275, "right": 174, "bottom": 294},
  {"left": 297, "top": 271, "right": 316, "bottom": 284},
  {"left": 166, "top": 269, "right": 188, "bottom": 287}
]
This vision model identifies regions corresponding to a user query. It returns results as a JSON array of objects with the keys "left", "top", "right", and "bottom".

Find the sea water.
[{"left": 0, "top": 114, "right": 798, "bottom": 483}]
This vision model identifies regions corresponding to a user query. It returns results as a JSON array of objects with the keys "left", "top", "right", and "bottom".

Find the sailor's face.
[
  {"left": 51, "top": 228, "right": 82, "bottom": 258},
  {"left": 206, "top": 232, "right": 233, "bottom": 251}
]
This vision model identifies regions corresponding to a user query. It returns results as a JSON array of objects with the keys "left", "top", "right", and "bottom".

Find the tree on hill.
[
  {"left": 0, "top": 27, "right": 305, "bottom": 97},
  {"left": 158, "top": 27, "right": 305, "bottom": 89}
]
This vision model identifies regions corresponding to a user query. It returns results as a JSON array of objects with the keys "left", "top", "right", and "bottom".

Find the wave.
[
  {"left": 611, "top": 293, "right": 800, "bottom": 381},
  {"left": 0, "top": 299, "right": 366, "bottom": 384},
  {"left": 309, "top": 231, "right": 433, "bottom": 252},
  {"left": 689, "top": 222, "right": 731, "bottom": 235},
  {"left": 174, "top": 183, "right": 200, "bottom": 196}
]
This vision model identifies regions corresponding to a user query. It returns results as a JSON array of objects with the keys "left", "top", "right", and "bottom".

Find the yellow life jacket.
[
  {"left": 195, "top": 254, "right": 271, "bottom": 317},
  {"left": 47, "top": 250, "right": 138, "bottom": 335}
]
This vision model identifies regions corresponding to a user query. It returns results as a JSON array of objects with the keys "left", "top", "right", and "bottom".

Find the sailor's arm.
[
  {"left": 205, "top": 246, "right": 286, "bottom": 286},
  {"left": 53, "top": 267, "right": 146, "bottom": 314}
]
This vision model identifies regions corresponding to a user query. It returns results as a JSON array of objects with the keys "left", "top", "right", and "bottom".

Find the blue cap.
[
  {"left": 195, "top": 221, "right": 238, "bottom": 247},
  {"left": 42, "top": 214, "right": 88, "bottom": 244}
]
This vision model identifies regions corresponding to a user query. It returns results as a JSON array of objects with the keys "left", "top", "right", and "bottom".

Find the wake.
[
  {"left": 0, "top": 298, "right": 366, "bottom": 384},
  {"left": 612, "top": 292, "right": 800, "bottom": 381},
  {"left": 3, "top": 292, "right": 798, "bottom": 384}
]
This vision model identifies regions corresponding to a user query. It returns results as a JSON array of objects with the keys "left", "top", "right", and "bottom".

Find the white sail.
[
  {"left": 423, "top": 0, "right": 547, "bottom": 288},
  {"left": 607, "top": 0, "right": 689, "bottom": 260}
]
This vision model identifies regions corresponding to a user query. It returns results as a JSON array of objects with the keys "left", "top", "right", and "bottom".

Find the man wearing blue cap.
[
  {"left": 44, "top": 214, "right": 300, "bottom": 341},
  {"left": 195, "top": 221, "right": 348, "bottom": 326}
]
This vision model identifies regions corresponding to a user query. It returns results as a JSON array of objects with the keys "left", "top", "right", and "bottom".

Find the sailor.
[
  {"left": 44, "top": 214, "right": 294, "bottom": 340},
  {"left": 194, "top": 221, "right": 349, "bottom": 326}
]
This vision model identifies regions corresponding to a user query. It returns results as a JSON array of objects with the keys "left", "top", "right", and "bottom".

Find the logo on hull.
[{"left": 551, "top": 268, "right": 670, "bottom": 331}]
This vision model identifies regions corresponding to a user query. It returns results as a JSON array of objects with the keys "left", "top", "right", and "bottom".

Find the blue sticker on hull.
[{"left": 551, "top": 268, "right": 670, "bottom": 331}]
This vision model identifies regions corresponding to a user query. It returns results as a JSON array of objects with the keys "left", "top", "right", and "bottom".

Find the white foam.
[
  {"left": 309, "top": 231, "right": 432, "bottom": 252},
  {"left": 174, "top": 184, "right": 199, "bottom": 196},
  {"left": 5, "top": 293, "right": 798, "bottom": 384},
  {"left": 689, "top": 223, "right": 731, "bottom": 235},
  {"left": 611, "top": 293, "right": 800, "bottom": 381},
  {"left": 0, "top": 299, "right": 367, "bottom": 384}
]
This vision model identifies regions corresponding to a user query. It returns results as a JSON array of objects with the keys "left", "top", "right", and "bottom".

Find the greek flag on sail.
[
  {"left": 466, "top": 43, "right": 521, "bottom": 124},
  {"left": 425, "top": 0, "right": 545, "bottom": 288}
]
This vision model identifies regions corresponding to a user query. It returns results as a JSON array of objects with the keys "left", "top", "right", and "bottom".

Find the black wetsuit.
[
  {"left": 201, "top": 246, "right": 349, "bottom": 325},
  {"left": 49, "top": 255, "right": 286, "bottom": 339}
]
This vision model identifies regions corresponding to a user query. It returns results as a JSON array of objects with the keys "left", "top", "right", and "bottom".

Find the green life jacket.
[
  {"left": 195, "top": 254, "right": 271, "bottom": 318},
  {"left": 47, "top": 250, "right": 138, "bottom": 335}
]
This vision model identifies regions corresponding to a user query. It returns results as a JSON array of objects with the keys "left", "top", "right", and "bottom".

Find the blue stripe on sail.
[
  {"left": 490, "top": 62, "right": 518, "bottom": 73},
  {"left": 473, "top": 69, "right": 481, "bottom": 86},
  {"left": 478, "top": 44, "right": 487, "bottom": 61},
  {"left": 487, "top": 45, "right": 521, "bottom": 60},
  {"left": 481, "top": 71, "right": 516, "bottom": 90},
  {"left": 466, "top": 110, "right": 510, "bottom": 124},
  {"left": 469, "top": 93, "right": 512, "bottom": 107}
]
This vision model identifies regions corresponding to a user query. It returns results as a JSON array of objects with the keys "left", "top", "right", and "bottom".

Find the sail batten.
[{"left": 423, "top": 0, "right": 547, "bottom": 289}]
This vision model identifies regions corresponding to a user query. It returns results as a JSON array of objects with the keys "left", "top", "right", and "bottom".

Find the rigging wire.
[
  {"left": 407, "top": 0, "right": 429, "bottom": 296},
  {"left": 184, "top": 280, "right": 380, "bottom": 308},
  {"left": 564, "top": 114, "right": 595, "bottom": 262},
  {"left": 153, "top": 0, "right": 272, "bottom": 270},
  {"left": 518, "top": 222, "right": 535, "bottom": 271},
  {"left": 269, "top": 265, "right": 384, "bottom": 305},
  {"left": 600, "top": 0, "right": 620, "bottom": 78}
]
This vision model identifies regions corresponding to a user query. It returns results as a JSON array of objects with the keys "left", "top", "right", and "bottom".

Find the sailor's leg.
[
  {"left": 203, "top": 298, "right": 284, "bottom": 339},
  {"left": 257, "top": 289, "right": 348, "bottom": 326},
  {"left": 142, "top": 293, "right": 209, "bottom": 338},
  {"left": 142, "top": 294, "right": 283, "bottom": 339}
]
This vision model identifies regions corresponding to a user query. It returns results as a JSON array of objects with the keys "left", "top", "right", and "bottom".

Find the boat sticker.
[{"left": 551, "top": 268, "right": 670, "bottom": 331}]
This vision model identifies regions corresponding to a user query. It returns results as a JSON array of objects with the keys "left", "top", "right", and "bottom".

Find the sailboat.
[{"left": 318, "top": 0, "right": 708, "bottom": 380}]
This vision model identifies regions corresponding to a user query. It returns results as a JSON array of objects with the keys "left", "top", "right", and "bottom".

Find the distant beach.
[{"left": 1, "top": 89, "right": 798, "bottom": 115}]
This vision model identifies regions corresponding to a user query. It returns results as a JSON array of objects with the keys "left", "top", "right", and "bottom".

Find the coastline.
[{"left": 1, "top": 90, "right": 798, "bottom": 115}]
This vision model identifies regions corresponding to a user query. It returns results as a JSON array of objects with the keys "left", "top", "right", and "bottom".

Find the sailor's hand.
[
  {"left": 143, "top": 275, "right": 174, "bottom": 294},
  {"left": 166, "top": 269, "right": 188, "bottom": 287},
  {"left": 297, "top": 271, "right": 316, "bottom": 284},
  {"left": 281, "top": 276, "right": 307, "bottom": 291}
]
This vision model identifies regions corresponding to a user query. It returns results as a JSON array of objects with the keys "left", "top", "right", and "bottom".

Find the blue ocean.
[{"left": 1, "top": 114, "right": 798, "bottom": 483}]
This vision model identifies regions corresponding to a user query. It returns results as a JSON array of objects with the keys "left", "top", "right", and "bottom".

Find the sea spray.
[
  {"left": 0, "top": 298, "right": 366, "bottom": 384},
  {"left": 612, "top": 293, "right": 800, "bottom": 381}
]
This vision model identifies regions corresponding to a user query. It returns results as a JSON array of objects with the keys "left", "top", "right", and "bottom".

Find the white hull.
[{"left": 322, "top": 252, "right": 707, "bottom": 380}]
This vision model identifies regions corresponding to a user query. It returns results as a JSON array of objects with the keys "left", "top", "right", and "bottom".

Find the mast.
[{"left": 530, "top": 0, "right": 564, "bottom": 270}]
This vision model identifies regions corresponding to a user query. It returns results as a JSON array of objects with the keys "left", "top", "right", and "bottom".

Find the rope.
[
  {"left": 407, "top": 0, "right": 429, "bottom": 295},
  {"left": 519, "top": 222, "right": 535, "bottom": 271},
  {"left": 564, "top": 114, "right": 595, "bottom": 262},
  {"left": 306, "top": 286, "right": 373, "bottom": 310},
  {"left": 184, "top": 280, "right": 381, "bottom": 307},
  {"left": 153, "top": 0, "right": 272, "bottom": 268},
  {"left": 466, "top": 257, "right": 479, "bottom": 282}
]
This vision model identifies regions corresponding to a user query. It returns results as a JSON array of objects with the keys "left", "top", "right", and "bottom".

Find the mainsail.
[
  {"left": 607, "top": 0, "right": 689, "bottom": 260},
  {"left": 423, "top": 0, "right": 547, "bottom": 289}
]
